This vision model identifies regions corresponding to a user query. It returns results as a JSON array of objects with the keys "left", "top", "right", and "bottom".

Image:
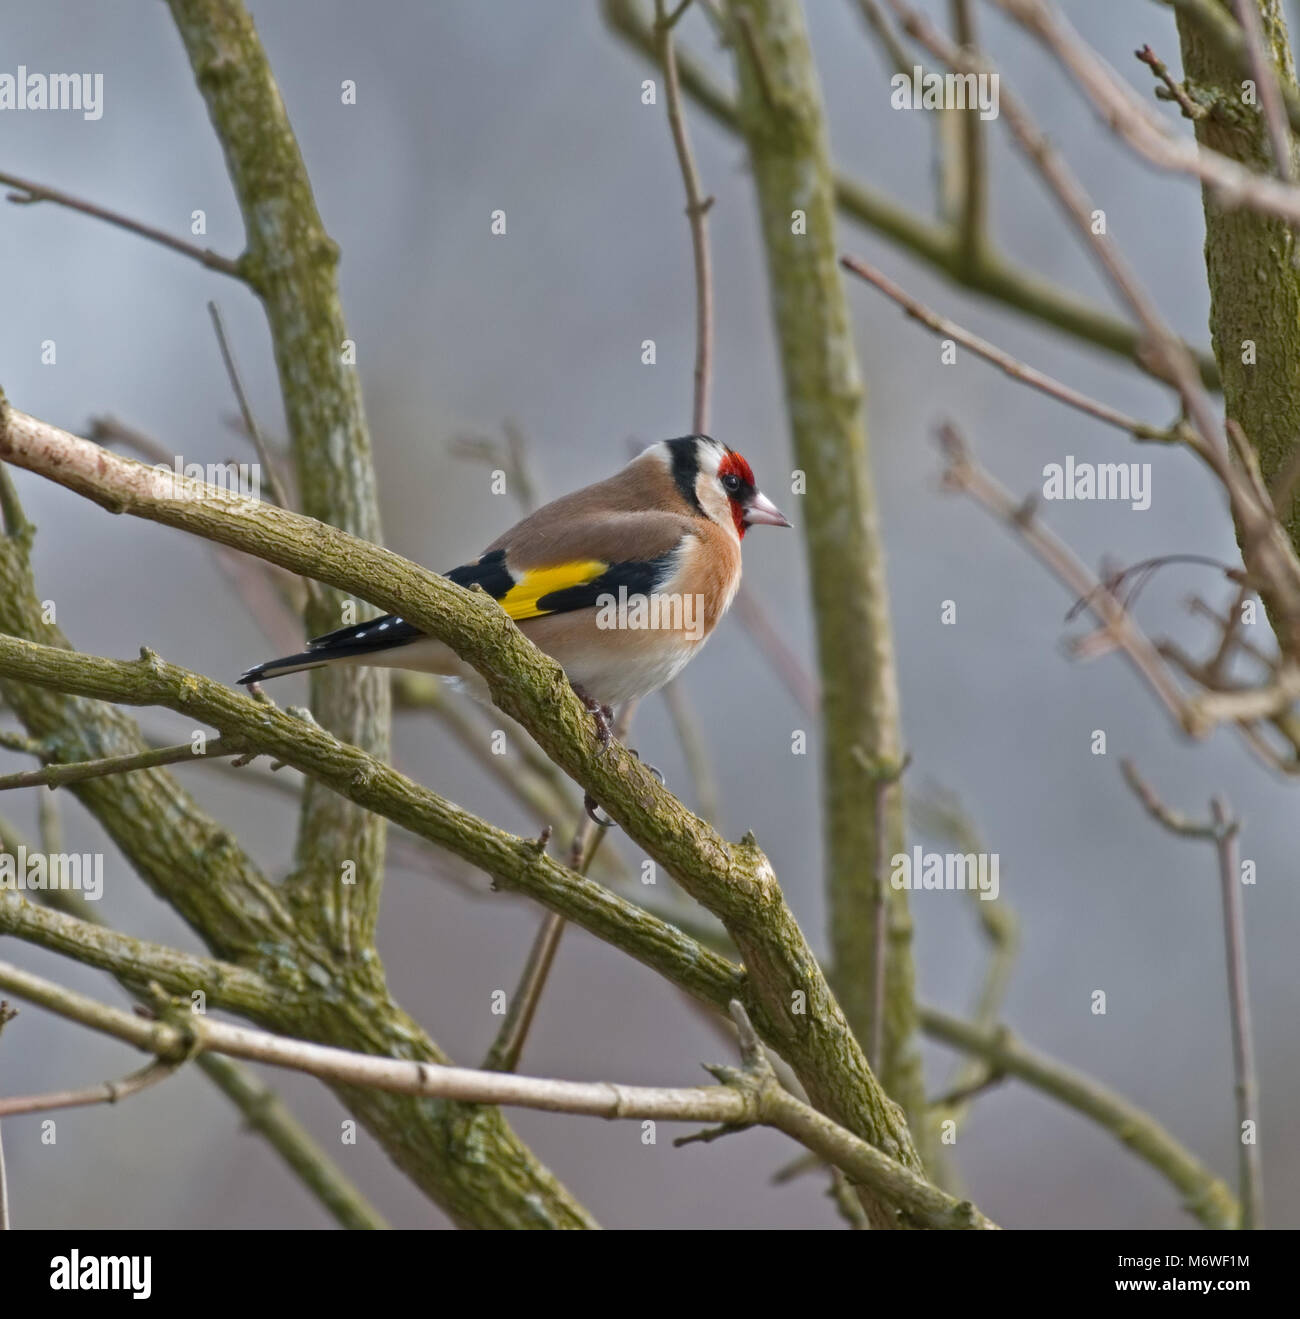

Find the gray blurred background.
[{"left": 1, "top": 0, "right": 1296, "bottom": 1229}]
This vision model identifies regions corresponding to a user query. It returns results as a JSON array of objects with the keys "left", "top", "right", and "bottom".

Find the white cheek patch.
[{"left": 694, "top": 474, "right": 732, "bottom": 527}]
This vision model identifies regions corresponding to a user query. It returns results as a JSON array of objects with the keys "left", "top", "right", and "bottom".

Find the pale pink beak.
[{"left": 744, "top": 489, "right": 792, "bottom": 528}]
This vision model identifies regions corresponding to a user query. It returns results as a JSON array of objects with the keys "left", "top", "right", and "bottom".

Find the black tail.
[{"left": 239, "top": 614, "right": 421, "bottom": 684}]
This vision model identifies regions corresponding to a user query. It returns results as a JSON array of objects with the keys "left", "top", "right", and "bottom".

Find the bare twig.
[
  {"left": 0, "top": 170, "right": 243, "bottom": 277},
  {"left": 886, "top": 0, "right": 1229, "bottom": 464},
  {"left": 853, "top": 0, "right": 915, "bottom": 78},
  {"left": 88, "top": 413, "right": 309, "bottom": 651},
  {"left": 1120, "top": 759, "right": 1219, "bottom": 839},
  {"left": 0, "top": 1057, "right": 181, "bottom": 1118},
  {"left": 1231, "top": 0, "right": 1296, "bottom": 183},
  {"left": 450, "top": 420, "right": 543, "bottom": 514},
  {"left": 481, "top": 702, "right": 635, "bottom": 1073},
  {"left": 921, "top": 1006, "right": 1238, "bottom": 1228},
  {"left": 937, "top": 424, "right": 1201, "bottom": 734},
  {"left": 1210, "top": 797, "right": 1263, "bottom": 1229},
  {"left": 987, "top": 0, "right": 1300, "bottom": 226},
  {"left": 0, "top": 965, "right": 998, "bottom": 1229},
  {"left": 0, "top": 999, "right": 15, "bottom": 1229},
  {"left": 600, "top": 0, "right": 1221, "bottom": 383},
  {"left": 482, "top": 907, "right": 568, "bottom": 1074},
  {"left": 947, "top": 0, "right": 987, "bottom": 262},
  {"left": 1117, "top": 766, "right": 1263, "bottom": 1227},
  {"left": 911, "top": 785, "right": 1019, "bottom": 1142},
  {"left": 0, "top": 735, "right": 249, "bottom": 792},
  {"left": 656, "top": 0, "right": 715, "bottom": 433},
  {"left": 206, "top": 302, "right": 293, "bottom": 510},
  {"left": 840, "top": 253, "right": 1186, "bottom": 444},
  {"left": 733, "top": 584, "right": 820, "bottom": 716},
  {"left": 1155, "top": 0, "right": 1300, "bottom": 132},
  {"left": 660, "top": 677, "right": 722, "bottom": 823},
  {"left": 1135, "top": 43, "right": 1207, "bottom": 121}
]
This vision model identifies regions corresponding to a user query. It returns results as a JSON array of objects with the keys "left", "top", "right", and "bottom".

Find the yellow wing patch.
[{"left": 499, "top": 560, "right": 608, "bottom": 620}]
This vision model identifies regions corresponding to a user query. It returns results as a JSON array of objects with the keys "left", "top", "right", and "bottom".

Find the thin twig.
[
  {"left": 921, "top": 1006, "right": 1238, "bottom": 1228},
  {"left": 1210, "top": 798, "right": 1263, "bottom": 1229},
  {"left": 482, "top": 908, "right": 568, "bottom": 1074},
  {"left": 0, "top": 1000, "right": 15, "bottom": 1230},
  {"left": 947, "top": 0, "right": 987, "bottom": 262},
  {"left": 450, "top": 420, "right": 543, "bottom": 514},
  {"left": 0, "top": 730, "right": 42, "bottom": 757},
  {"left": 1135, "top": 44, "right": 1207, "bottom": 121},
  {"left": 732, "top": 8, "right": 778, "bottom": 110},
  {"left": 0, "top": 735, "right": 249, "bottom": 792},
  {"left": 0, "top": 1058, "right": 181, "bottom": 1118},
  {"left": 1120, "top": 760, "right": 1219, "bottom": 839},
  {"left": 937, "top": 424, "right": 1200, "bottom": 734},
  {"left": 16, "top": 861, "right": 389, "bottom": 1231},
  {"left": 0, "top": 170, "right": 242, "bottom": 277},
  {"left": 860, "top": 750, "right": 911, "bottom": 1072},
  {"left": 886, "top": 0, "right": 1228, "bottom": 465},
  {"left": 987, "top": 0, "right": 1300, "bottom": 227},
  {"left": 853, "top": 0, "right": 916, "bottom": 78},
  {"left": 1231, "top": 0, "right": 1296, "bottom": 183},
  {"left": 840, "top": 253, "right": 1186, "bottom": 444},
  {"left": 660, "top": 677, "right": 722, "bottom": 823},
  {"left": 0, "top": 965, "right": 999, "bottom": 1229},
  {"left": 86, "top": 415, "right": 174, "bottom": 467},
  {"left": 1156, "top": 0, "right": 1300, "bottom": 131},
  {"left": 1116, "top": 767, "right": 1263, "bottom": 1228},
  {"left": 733, "top": 584, "right": 820, "bottom": 716},
  {"left": 656, "top": 0, "right": 715, "bottom": 433},
  {"left": 481, "top": 702, "right": 636, "bottom": 1072},
  {"left": 601, "top": 0, "right": 1221, "bottom": 384},
  {"left": 911, "top": 785, "right": 1019, "bottom": 1141},
  {"left": 206, "top": 301, "right": 293, "bottom": 510}
]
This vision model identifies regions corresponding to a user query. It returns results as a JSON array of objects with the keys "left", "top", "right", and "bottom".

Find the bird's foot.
[
  {"left": 584, "top": 793, "right": 615, "bottom": 829},
  {"left": 572, "top": 684, "right": 615, "bottom": 750},
  {"left": 628, "top": 748, "right": 665, "bottom": 786}
]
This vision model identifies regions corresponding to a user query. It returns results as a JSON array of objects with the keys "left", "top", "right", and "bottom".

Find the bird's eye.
[{"left": 722, "top": 473, "right": 742, "bottom": 494}]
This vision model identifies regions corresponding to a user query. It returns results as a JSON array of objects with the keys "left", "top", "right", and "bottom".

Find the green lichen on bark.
[
  {"left": 1176, "top": 2, "right": 1300, "bottom": 542},
  {"left": 0, "top": 410, "right": 929, "bottom": 1225},
  {"left": 0, "top": 461, "right": 594, "bottom": 1230},
  {"left": 167, "top": 0, "right": 390, "bottom": 948},
  {"left": 725, "top": 0, "right": 926, "bottom": 1139}
]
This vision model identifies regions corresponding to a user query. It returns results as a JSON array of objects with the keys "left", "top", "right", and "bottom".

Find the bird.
[{"left": 238, "top": 435, "right": 791, "bottom": 742}]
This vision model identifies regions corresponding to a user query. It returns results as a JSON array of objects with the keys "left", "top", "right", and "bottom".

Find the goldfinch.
[{"left": 239, "top": 435, "right": 790, "bottom": 729}]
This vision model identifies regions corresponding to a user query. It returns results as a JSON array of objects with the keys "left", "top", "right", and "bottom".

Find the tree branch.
[
  {"left": 921, "top": 1006, "right": 1239, "bottom": 1228},
  {"left": 0, "top": 966, "right": 996, "bottom": 1230},
  {"left": 167, "top": 0, "right": 390, "bottom": 951},
  {"left": 727, "top": 0, "right": 927, "bottom": 1154},
  {"left": 0, "top": 405, "right": 923, "bottom": 1207},
  {"left": 0, "top": 169, "right": 243, "bottom": 277},
  {"left": 600, "top": 0, "right": 1220, "bottom": 384}
]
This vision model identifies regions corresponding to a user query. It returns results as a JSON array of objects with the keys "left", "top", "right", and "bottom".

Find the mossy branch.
[
  {"left": 167, "top": 0, "right": 390, "bottom": 950},
  {"left": 726, "top": 0, "right": 926, "bottom": 1144},
  {"left": 600, "top": 0, "right": 1220, "bottom": 385},
  {"left": 0, "top": 405, "right": 924, "bottom": 1223}
]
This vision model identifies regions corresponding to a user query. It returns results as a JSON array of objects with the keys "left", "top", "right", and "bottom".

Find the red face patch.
[
  {"left": 717, "top": 450, "right": 756, "bottom": 538},
  {"left": 718, "top": 450, "right": 755, "bottom": 487}
]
